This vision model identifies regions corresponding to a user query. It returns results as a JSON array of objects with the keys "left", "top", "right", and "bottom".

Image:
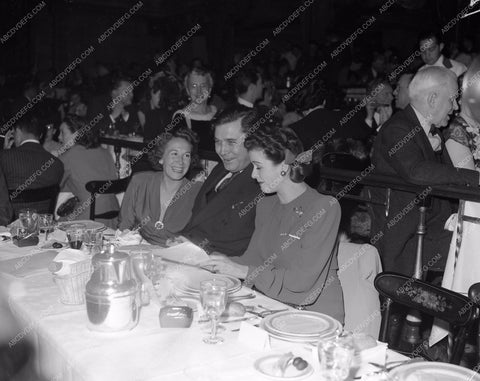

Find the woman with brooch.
[
  {"left": 118, "top": 125, "right": 202, "bottom": 245},
  {"left": 204, "top": 125, "right": 344, "bottom": 323}
]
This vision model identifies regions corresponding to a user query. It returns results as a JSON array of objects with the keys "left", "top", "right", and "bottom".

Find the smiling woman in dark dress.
[
  {"left": 118, "top": 126, "right": 202, "bottom": 245},
  {"left": 205, "top": 126, "right": 344, "bottom": 323}
]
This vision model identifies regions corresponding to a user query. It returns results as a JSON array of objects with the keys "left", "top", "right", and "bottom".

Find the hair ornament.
[{"left": 284, "top": 149, "right": 313, "bottom": 165}]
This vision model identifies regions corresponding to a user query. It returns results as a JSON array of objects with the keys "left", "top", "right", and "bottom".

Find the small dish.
[{"left": 253, "top": 354, "right": 313, "bottom": 380}]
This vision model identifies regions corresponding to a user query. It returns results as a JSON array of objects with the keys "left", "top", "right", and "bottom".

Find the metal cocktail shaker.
[{"left": 85, "top": 245, "right": 139, "bottom": 332}]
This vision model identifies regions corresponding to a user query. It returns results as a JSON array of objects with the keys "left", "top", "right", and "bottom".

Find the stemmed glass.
[
  {"left": 200, "top": 279, "right": 228, "bottom": 344},
  {"left": 38, "top": 213, "right": 54, "bottom": 241}
]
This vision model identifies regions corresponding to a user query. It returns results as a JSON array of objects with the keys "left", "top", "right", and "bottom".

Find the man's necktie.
[
  {"left": 216, "top": 172, "right": 236, "bottom": 192},
  {"left": 205, "top": 172, "right": 237, "bottom": 204},
  {"left": 429, "top": 124, "right": 443, "bottom": 153}
]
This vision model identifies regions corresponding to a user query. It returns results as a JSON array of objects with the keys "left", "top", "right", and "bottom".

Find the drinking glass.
[
  {"left": 18, "top": 209, "right": 39, "bottom": 236},
  {"left": 200, "top": 279, "right": 227, "bottom": 344},
  {"left": 130, "top": 249, "right": 154, "bottom": 278},
  {"left": 66, "top": 228, "right": 84, "bottom": 249},
  {"left": 38, "top": 213, "right": 54, "bottom": 241},
  {"left": 317, "top": 332, "right": 355, "bottom": 381},
  {"left": 83, "top": 229, "right": 103, "bottom": 254}
]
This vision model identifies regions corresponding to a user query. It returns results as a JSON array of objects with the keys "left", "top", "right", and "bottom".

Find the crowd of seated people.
[{"left": 0, "top": 27, "right": 479, "bottom": 301}]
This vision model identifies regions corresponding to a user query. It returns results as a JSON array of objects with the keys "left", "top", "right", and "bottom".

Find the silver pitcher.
[{"left": 85, "top": 245, "right": 139, "bottom": 332}]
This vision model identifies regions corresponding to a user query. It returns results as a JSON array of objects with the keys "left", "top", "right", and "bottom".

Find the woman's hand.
[{"left": 203, "top": 256, "right": 249, "bottom": 279}]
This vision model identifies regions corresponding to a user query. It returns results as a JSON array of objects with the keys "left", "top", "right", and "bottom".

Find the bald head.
[{"left": 408, "top": 66, "right": 458, "bottom": 127}]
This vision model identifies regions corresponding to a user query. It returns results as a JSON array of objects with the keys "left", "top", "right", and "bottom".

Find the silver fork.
[{"left": 248, "top": 308, "right": 289, "bottom": 318}]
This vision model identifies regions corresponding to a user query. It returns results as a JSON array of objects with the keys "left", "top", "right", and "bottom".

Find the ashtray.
[
  {"left": 13, "top": 235, "right": 39, "bottom": 247},
  {"left": 159, "top": 306, "right": 193, "bottom": 328}
]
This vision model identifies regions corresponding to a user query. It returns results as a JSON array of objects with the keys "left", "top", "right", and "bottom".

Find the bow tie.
[{"left": 429, "top": 125, "right": 440, "bottom": 137}]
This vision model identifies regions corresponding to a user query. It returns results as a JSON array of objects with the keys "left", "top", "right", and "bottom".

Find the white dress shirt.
[
  {"left": 411, "top": 106, "right": 442, "bottom": 152},
  {"left": 420, "top": 54, "right": 467, "bottom": 77},
  {"left": 237, "top": 97, "right": 254, "bottom": 108}
]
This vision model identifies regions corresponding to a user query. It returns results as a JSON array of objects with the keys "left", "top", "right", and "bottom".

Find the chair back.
[
  {"left": 8, "top": 185, "right": 59, "bottom": 218},
  {"left": 85, "top": 177, "right": 130, "bottom": 221},
  {"left": 375, "top": 272, "right": 477, "bottom": 327},
  {"left": 338, "top": 241, "right": 382, "bottom": 338}
]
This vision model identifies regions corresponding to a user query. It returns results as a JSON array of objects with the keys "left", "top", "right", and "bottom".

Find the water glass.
[
  {"left": 66, "top": 228, "right": 84, "bottom": 250},
  {"left": 200, "top": 279, "right": 227, "bottom": 344},
  {"left": 130, "top": 249, "right": 154, "bottom": 278},
  {"left": 18, "top": 209, "right": 39, "bottom": 235},
  {"left": 83, "top": 229, "right": 103, "bottom": 254},
  {"left": 38, "top": 213, "right": 54, "bottom": 240},
  {"left": 318, "top": 333, "right": 355, "bottom": 381}
]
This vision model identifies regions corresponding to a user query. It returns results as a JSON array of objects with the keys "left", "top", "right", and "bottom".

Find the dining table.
[{"left": 0, "top": 225, "right": 408, "bottom": 381}]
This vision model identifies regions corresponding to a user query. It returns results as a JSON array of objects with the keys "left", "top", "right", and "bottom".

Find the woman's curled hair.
[
  {"left": 244, "top": 125, "right": 312, "bottom": 183},
  {"left": 148, "top": 125, "right": 199, "bottom": 171}
]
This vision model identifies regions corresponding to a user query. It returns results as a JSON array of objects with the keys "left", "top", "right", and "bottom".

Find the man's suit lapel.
[
  {"left": 404, "top": 105, "right": 437, "bottom": 161},
  {"left": 188, "top": 165, "right": 254, "bottom": 228},
  {"left": 195, "top": 166, "right": 228, "bottom": 208}
]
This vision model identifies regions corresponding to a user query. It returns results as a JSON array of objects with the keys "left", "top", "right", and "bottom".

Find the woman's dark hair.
[
  {"left": 63, "top": 114, "right": 99, "bottom": 149},
  {"left": 148, "top": 125, "right": 199, "bottom": 171},
  {"left": 244, "top": 125, "right": 311, "bottom": 183}
]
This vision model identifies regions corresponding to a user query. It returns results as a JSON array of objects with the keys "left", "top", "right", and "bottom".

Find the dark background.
[{"left": 0, "top": 0, "right": 478, "bottom": 87}]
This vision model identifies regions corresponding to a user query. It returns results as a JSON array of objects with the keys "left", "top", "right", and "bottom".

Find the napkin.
[
  {"left": 151, "top": 241, "right": 209, "bottom": 265},
  {"left": 114, "top": 229, "right": 143, "bottom": 246},
  {"left": 51, "top": 249, "right": 89, "bottom": 276},
  {"left": 0, "top": 226, "right": 10, "bottom": 238},
  {"left": 238, "top": 321, "right": 271, "bottom": 350}
]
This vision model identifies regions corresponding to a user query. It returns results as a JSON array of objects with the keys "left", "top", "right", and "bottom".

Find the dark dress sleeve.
[
  {"left": 248, "top": 198, "right": 341, "bottom": 302},
  {"left": 118, "top": 175, "right": 141, "bottom": 230}
]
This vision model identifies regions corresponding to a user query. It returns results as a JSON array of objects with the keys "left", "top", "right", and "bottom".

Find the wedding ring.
[{"left": 154, "top": 221, "right": 164, "bottom": 230}]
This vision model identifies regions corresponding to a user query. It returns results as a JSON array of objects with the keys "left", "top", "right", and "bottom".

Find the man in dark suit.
[
  {"left": 371, "top": 67, "right": 479, "bottom": 275},
  {"left": 0, "top": 116, "right": 64, "bottom": 215},
  {"left": 0, "top": 165, "right": 13, "bottom": 225},
  {"left": 181, "top": 109, "right": 261, "bottom": 257}
]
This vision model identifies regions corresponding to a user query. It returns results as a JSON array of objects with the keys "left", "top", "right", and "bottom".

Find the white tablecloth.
[{"left": 0, "top": 239, "right": 406, "bottom": 381}]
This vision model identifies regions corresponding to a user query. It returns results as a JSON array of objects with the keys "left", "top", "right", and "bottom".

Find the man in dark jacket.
[
  {"left": 182, "top": 109, "right": 261, "bottom": 256},
  {"left": 371, "top": 67, "right": 479, "bottom": 275},
  {"left": 1, "top": 115, "right": 63, "bottom": 215}
]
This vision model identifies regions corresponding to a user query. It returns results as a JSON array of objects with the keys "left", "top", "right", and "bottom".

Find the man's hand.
[
  {"left": 3, "top": 129, "right": 14, "bottom": 149},
  {"left": 202, "top": 256, "right": 249, "bottom": 279}
]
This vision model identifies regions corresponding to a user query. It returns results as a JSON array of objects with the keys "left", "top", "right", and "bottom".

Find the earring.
[{"left": 280, "top": 170, "right": 286, "bottom": 176}]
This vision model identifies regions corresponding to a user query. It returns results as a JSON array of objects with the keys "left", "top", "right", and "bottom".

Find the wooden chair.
[
  {"left": 8, "top": 185, "right": 59, "bottom": 218},
  {"left": 374, "top": 272, "right": 479, "bottom": 364},
  {"left": 468, "top": 282, "right": 480, "bottom": 367},
  {"left": 85, "top": 177, "right": 130, "bottom": 221}
]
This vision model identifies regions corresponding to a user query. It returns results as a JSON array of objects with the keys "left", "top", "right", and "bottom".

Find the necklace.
[{"left": 155, "top": 179, "right": 180, "bottom": 230}]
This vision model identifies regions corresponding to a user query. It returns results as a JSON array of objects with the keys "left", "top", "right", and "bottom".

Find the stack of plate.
[
  {"left": 260, "top": 311, "right": 342, "bottom": 343},
  {"left": 58, "top": 220, "right": 106, "bottom": 232},
  {"left": 175, "top": 272, "right": 241, "bottom": 295}
]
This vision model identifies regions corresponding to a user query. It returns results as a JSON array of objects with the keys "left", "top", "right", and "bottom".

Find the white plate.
[
  {"left": 254, "top": 354, "right": 313, "bottom": 380},
  {"left": 389, "top": 362, "right": 480, "bottom": 381},
  {"left": 176, "top": 272, "right": 241, "bottom": 294},
  {"left": 260, "top": 322, "right": 338, "bottom": 343},
  {"left": 58, "top": 220, "right": 106, "bottom": 232},
  {"left": 263, "top": 311, "right": 342, "bottom": 338}
]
